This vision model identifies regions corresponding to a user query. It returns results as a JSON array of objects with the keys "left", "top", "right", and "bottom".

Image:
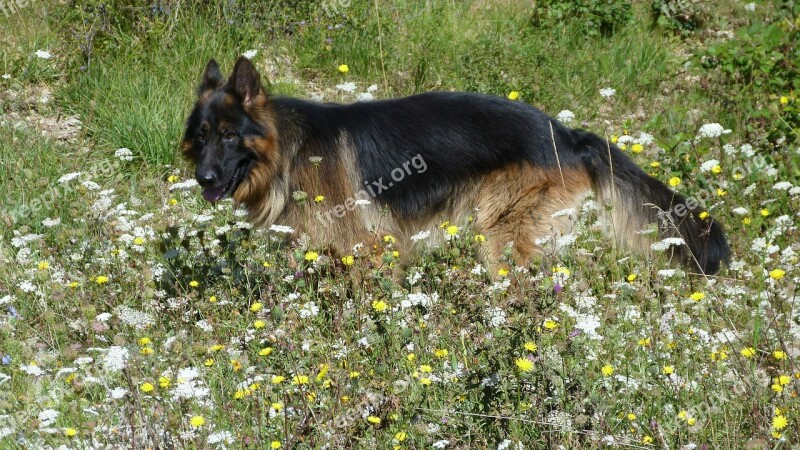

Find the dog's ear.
[
  {"left": 198, "top": 59, "right": 223, "bottom": 97},
  {"left": 229, "top": 56, "right": 265, "bottom": 108}
]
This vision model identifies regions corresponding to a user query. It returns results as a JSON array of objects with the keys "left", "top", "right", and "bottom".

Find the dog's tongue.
[{"left": 202, "top": 187, "right": 225, "bottom": 203}]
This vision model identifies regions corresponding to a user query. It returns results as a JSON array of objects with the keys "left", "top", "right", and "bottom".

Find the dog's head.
[{"left": 181, "top": 57, "right": 279, "bottom": 204}]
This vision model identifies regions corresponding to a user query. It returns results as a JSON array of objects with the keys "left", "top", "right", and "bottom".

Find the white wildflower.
[
  {"left": 34, "top": 50, "right": 52, "bottom": 59},
  {"left": 356, "top": 92, "right": 374, "bottom": 101},
  {"left": 114, "top": 305, "right": 155, "bottom": 329},
  {"left": 410, "top": 230, "right": 430, "bottom": 242},
  {"left": 242, "top": 49, "right": 258, "bottom": 59},
  {"left": 169, "top": 179, "right": 199, "bottom": 191},
  {"left": 599, "top": 87, "right": 616, "bottom": 97},
  {"left": 773, "top": 181, "right": 793, "bottom": 191},
  {"left": 697, "top": 123, "right": 731, "bottom": 139},
  {"left": 58, "top": 172, "right": 81, "bottom": 183},
  {"left": 651, "top": 237, "right": 686, "bottom": 252},
  {"left": 336, "top": 82, "right": 357, "bottom": 93},
  {"left": 38, "top": 409, "right": 60, "bottom": 427},
  {"left": 41, "top": 217, "right": 61, "bottom": 227},
  {"left": 269, "top": 224, "right": 295, "bottom": 234},
  {"left": 700, "top": 159, "right": 720, "bottom": 172},
  {"left": 115, "top": 148, "right": 134, "bottom": 161},
  {"left": 556, "top": 110, "right": 575, "bottom": 124},
  {"left": 485, "top": 307, "right": 507, "bottom": 327},
  {"left": 103, "top": 346, "right": 130, "bottom": 372}
]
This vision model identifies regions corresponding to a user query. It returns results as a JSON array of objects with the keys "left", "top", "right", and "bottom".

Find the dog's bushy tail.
[{"left": 574, "top": 130, "right": 730, "bottom": 274}]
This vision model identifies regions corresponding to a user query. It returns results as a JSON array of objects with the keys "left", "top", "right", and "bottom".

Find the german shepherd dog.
[{"left": 182, "top": 57, "right": 730, "bottom": 274}]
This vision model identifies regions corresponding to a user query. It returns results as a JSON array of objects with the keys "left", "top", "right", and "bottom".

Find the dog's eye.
[
  {"left": 194, "top": 131, "right": 205, "bottom": 142},
  {"left": 223, "top": 131, "right": 237, "bottom": 141}
]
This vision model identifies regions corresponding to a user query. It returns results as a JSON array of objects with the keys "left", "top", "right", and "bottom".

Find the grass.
[{"left": 1, "top": 0, "right": 799, "bottom": 448}]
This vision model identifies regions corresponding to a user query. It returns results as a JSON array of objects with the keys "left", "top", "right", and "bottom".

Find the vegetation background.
[{"left": 0, "top": 0, "right": 799, "bottom": 448}]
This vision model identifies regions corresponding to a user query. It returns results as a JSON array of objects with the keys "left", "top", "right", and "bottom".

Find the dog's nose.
[{"left": 197, "top": 171, "right": 217, "bottom": 187}]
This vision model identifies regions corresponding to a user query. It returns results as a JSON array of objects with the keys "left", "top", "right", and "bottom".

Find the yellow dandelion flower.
[
  {"left": 507, "top": 91, "right": 520, "bottom": 100},
  {"left": 349, "top": 371, "right": 360, "bottom": 378},
  {"left": 638, "top": 337, "right": 651, "bottom": 347},
  {"left": 515, "top": 358, "right": 534, "bottom": 372},
  {"left": 209, "top": 295, "right": 217, "bottom": 303},
  {"left": 663, "top": 365, "right": 674, "bottom": 375},
  {"left": 668, "top": 177, "right": 681, "bottom": 187},
  {"left": 292, "top": 375, "right": 310, "bottom": 385},
  {"left": 419, "top": 364, "right": 433, "bottom": 373},
  {"left": 627, "top": 273, "right": 637, "bottom": 282},
  {"left": 159, "top": 376, "right": 171, "bottom": 388},
  {"left": 717, "top": 188, "right": 728, "bottom": 196},
  {"left": 138, "top": 337, "right": 151, "bottom": 346},
  {"left": 611, "top": 135, "right": 619, "bottom": 143},
  {"left": 779, "top": 375, "right": 791, "bottom": 386},
  {"left": 524, "top": 341, "right": 537, "bottom": 352},
  {"left": 699, "top": 211, "right": 709, "bottom": 220},
  {"left": 406, "top": 353, "right": 416, "bottom": 362},
  {"left": 743, "top": 217, "right": 752, "bottom": 225},
  {"left": 304, "top": 251, "right": 319, "bottom": 261},
  {"left": 446, "top": 225, "right": 459, "bottom": 236},
  {"left": 338, "top": 64, "right": 349, "bottom": 74},
  {"left": 140, "top": 382, "right": 155, "bottom": 393},
  {"left": 341, "top": 255, "right": 355, "bottom": 266},
  {"left": 474, "top": 234, "right": 486, "bottom": 243},
  {"left": 711, "top": 165, "right": 722, "bottom": 174},
  {"left": 774, "top": 350, "right": 787, "bottom": 360},
  {"left": 95, "top": 275, "right": 109, "bottom": 284},
  {"left": 690, "top": 292, "right": 705, "bottom": 301},
  {"left": 773, "top": 414, "right": 789, "bottom": 430},
  {"left": 271, "top": 441, "right": 282, "bottom": 449},
  {"left": 190, "top": 415, "right": 205, "bottom": 427},
  {"left": 419, "top": 377, "right": 432, "bottom": 385},
  {"left": 133, "top": 237, "right": 144, "bottom": 245},
  {"left": 231, "top": 359, "right": 242, "bottom": 371},
  {"left": 259, "top": 347, "right": 273, "bottom": 356},
  {"left": 740, "top": 347, "right": 756, "bottom": 358},
  {"left": 372, "top": 300, "right": 389, "bottom": 312},
  {"left": 497, "top": 268, "right": 509, "bottom": 277},
  {"left": 169, "top": 198, "right": 178, "bottom": 206},
  {"left": 383, "top": 234, "right": 396, "bottom": 244},
  {"left": 780, "top": 96, "right": 789, "bottom": 105},
  {"left": 209, "top": 344, "right": 224, "bottom": 352},
  {"left": 642, "top": 436, "right": 653, "bottom": 444},
  {"left": 367, "top": 416, "right": 381, "bottom": 425},
  {"left": 250, "top": 302, "right": 263, "bottom": 312},
  {"left": 189, "top": 280, "right": 199, "bottom": 287},
  {"left": 271, "top": 402, "right": 284, "bottom": 411},
  {"left": 140, "top": 347, "right": 154, "bottom": 355},
  {"left": 394, "top": 431, "right": 407, "bottom": 442},
  {"left": 435, "top": 349, "right": 448, "bottom": 358},
  {"left": 650, "top": 161, "right": 660, "bottom": 168},
  {"left": 627, "top": 413, "right": 637, "bottom": 420},
  {"left": 271, "top": 375, "right": 286, "bottom": 384},
  {"left": 64, "top": 428, "right": 78, "bottom": 437},
  {"left": 770, "top": 269, "right": 786, "bottom": 280},
  {"left": 761, "top": 208, "right": 770, "bottom": 217},
  {"left": 678, "top": 410, "right": 688, "bottom": 421},
  {"left": 631, "top": 144, "right": 644, "bottom": 154},
  {"left": 687, "top": 417, "right": 696, "bottom": 426},
  {"left": 601, "top": 364, "right": 614, "bottom": 376},
  {"left": 37, "top": 261, "right": 49, "bottom": 270},
  {"left": 314, "top": 195, "right": 324, "bottom": 203},
  {"left": 68, "top": 281, "right": 79, "bottom": 288},
  {"left": 254, "top": 320, "right": 266, "bottom": 329},
  {"left": 544, "top": 319, "right": 558, "bottom": 330},
  {"left": 204, "top": 358, "right": 214, "bottom": 366},
  {"left": 167, "top": 175, "right": 179, "bottom": 183}
]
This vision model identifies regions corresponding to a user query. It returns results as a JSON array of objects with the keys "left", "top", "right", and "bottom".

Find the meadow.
[{"left": 0, "top": 0, "right": 799, "bottom": 448}]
